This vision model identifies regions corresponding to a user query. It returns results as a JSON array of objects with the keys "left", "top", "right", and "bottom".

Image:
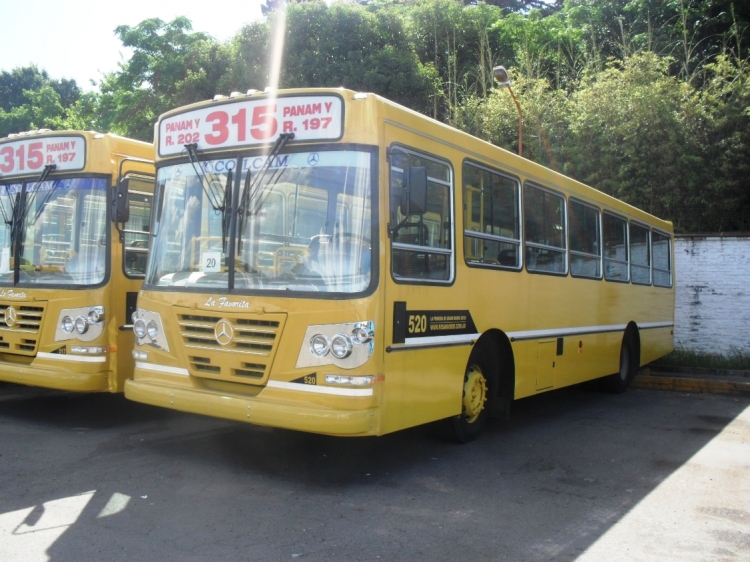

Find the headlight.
[
  {"left": 146, "top": 320, "right": 159, "bottom": 341},
  {"left": 330, "top": 334, "right": 353, "bottom": 359},
  {"left": 74, "top": 315, "right": 89, "bottom": 334},
  {"left": 297, "top": 321, "right": 375, "bottom": 369},
  {"left": 310, "top": 334, "right": 331, "bottom": 357},
  {"left": 87, "top": 307, "right": 103, "bottom": 324},
  {"left": 134, "top": 318, "right": 147, "bottom": 338},
  {"left": 61, "top": 316, "right": 74, "bottom": 333}
]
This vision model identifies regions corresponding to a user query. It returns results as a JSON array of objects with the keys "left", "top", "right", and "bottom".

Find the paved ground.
[{"left": 0, "top": 381, "right": 748, "bottom": 561}]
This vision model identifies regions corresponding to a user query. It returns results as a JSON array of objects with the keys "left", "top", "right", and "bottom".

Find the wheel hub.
[{"left": 462, "top": 365, "right": 488, "bottom": 423}]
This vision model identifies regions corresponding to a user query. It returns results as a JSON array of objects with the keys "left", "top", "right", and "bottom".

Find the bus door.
[
  {"left": 381, "top": 137, "right": 469, "bottom": 434},
  {"left": 112, "top": 164, "right": 153, "bottom": 390}
]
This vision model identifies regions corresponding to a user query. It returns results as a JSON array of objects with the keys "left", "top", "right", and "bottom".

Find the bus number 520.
[{"left": 408, "top": 314, "right": 427, "bottom": 334}]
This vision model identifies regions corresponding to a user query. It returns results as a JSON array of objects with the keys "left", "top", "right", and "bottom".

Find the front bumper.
[
  {"left": 125, "top": 378, "right": 377, "bottom": 436},
  {"left": 0, "top": 354, "right": 110, "bottom": 392}
]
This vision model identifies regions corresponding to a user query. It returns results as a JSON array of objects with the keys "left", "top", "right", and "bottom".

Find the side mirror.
[
  {"left": 113, "top": 177, "right": 130, "bottom": 223},
  {"left": 401, "top": 166, "right": 427, "bottom": 216}
]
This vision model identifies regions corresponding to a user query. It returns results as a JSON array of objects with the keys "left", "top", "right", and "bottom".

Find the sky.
[{"left": 0, "top": 0, "right": 266, "bottom": 91}]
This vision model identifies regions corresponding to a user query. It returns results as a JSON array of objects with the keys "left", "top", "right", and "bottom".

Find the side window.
[
  {"left": 123, "top": 176, "right": 153, "bottom": 277},
  {"left": 524, "top": 184, "right": 566, "bottom": 274},
  {"left": 568, "top": 199, "right": 601, "bottom": 278},
  {"left": 652, "top": 231, "right": 672, "bottom": 287},
  {"left": 463, "top": 162, "right": 520, "bottom": 269},
  {"left": 389, "top": 147, "right": 453, "bottom": 282},
  {"left": 603, "top": 212, "right": 629, "bottom": 282},
  {"left": 630, "top": 223, "right": 651, "bottom": 285}
]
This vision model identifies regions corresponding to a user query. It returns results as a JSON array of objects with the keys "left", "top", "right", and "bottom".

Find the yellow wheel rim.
[{"left": 462, "top": 365, "right": 488, "bottom": 423}]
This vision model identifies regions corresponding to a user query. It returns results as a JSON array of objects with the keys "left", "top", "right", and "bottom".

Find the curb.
[{"left": 632, "top": 367, "right": 750, "bottom": 396}]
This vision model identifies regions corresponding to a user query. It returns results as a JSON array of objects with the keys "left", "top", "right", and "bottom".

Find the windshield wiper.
[
  {"left": 221, "top": 170, "right": 232, "bottom": 253},
  {"left": 184, "top": 143, "right": 225, "bottom": 212},
  {"left": 236, "top": 171, "right": 251, "bottom": 255},
  {"left": 235, "top": 132, "right": 294, "bottom": 255},
  {"left": 24, "top": 164, "right": 59, "bottom": 227}
]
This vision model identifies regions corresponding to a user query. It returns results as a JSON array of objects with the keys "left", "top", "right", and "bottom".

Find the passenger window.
[
  {"left": 652, "top": 231, "right": 672, "bottom": 287},
  {"left": 603, "top": 213, "right": 629, "bottom": 281},
  {"left": 630, "top": 223, "right": 651, "bottom": 285},
  {"left": 123, "top": 177, "right": 153, "bottom": 278},
  {"left": 524, "top": 184, "right": 566, "bottom": 274},
  {"left": 463, "top": 162, "right": 520, "bottom": 268},
  {"left": 568, "top": 199, "right": 601, "bottom": 278},
  {"left": 390, "top": 147, "right": 453, "bottom": 282}
]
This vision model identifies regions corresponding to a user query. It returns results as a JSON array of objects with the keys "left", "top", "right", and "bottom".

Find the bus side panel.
[{"left": 640, "top": 327, "right": 674, "bottom": 366}]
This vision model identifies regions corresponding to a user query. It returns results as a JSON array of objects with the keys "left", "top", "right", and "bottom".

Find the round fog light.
[
  {"left": 146, "top": 320, "right": 159, "bottom": 341},
  {"left": 88, "top": 309, "right": 102, "bottom": 323},
  {"left": 331, "top": 334, "right": 353, "bottom": 359},
  {"left": 310, "top": 334, "right": 331, "bottom": 357},
  {"left": 74, "top": 315, "right": 89, "bottom": 334},
  {"left": 134, "top": 319, "right": 147, "bottom": 338},
  {"left": 61, "top": 316, "right": 74, "bottom": 333}
]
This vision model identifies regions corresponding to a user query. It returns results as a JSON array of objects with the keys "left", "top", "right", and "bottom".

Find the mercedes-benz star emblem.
[
  {"left": 307, "top": 153, "right": 319, "bottom": 166},
  {"left": 5, "top": 306, "right": 17, "bottom": 327},
  {"left": 214, "top": 319, "right": 234, "bottom": 346}
]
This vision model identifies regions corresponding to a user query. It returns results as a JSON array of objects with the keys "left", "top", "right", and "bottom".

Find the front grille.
[
  {"left": 0, "top": 302, "right": 46, "bottom": 356},
  {"left": 176, "top": 308, "right": 286, "bottom": 385}
]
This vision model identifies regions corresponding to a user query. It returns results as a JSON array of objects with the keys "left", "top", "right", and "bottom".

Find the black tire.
[
  {"left": 607, "top": 338, "right": 637, "bottom": 394},
  {"left": 445, "top": 345, "right": 498, "bottom": 443}
]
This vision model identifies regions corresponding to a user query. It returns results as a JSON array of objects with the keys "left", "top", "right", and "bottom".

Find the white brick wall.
[{"left": 674, "top": 235, "right": 750, "bottom": 354}]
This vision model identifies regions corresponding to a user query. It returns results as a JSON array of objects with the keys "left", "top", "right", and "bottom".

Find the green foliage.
[
  {"left": 0, "top": 66, "right": 81, "bottom": 137},
  {"left": 653, "top": 347, "right": 750, "bottom": 370},
  {"left": 93, "top": 17, "right": 233, "bottom": 141}
]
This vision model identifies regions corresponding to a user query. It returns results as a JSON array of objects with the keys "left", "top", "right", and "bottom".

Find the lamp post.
[{"left": 493, "top": 65, "right": 523, "bottom": 157}]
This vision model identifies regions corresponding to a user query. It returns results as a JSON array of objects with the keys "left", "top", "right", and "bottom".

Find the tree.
[
  {"left": 94, "top": 17, "right": 231, "bottom": 141},
  {"left": 0, "top": 66, "right": 81, "bottom": 137}
]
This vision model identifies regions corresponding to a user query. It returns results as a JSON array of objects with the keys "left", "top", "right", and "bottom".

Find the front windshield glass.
[
  {"left": 0, "top": 183, "right": 21, "bottom": 273},
  {"left": 0, "top": 177, "right": 108, "bottom": 285},
  {"left": 148, "top": 157, "right": 232, "bottom": 288},
  {"left": 148, "top": 150, "right": 373, "bottom": 293}
]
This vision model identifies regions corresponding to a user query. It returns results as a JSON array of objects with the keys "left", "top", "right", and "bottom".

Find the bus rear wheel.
[
  {"left": 607, "top": 338, "right": 637, "bottom": 394},
  {"left": 445, "top": 347, "right": 497, "bottom": 443}
]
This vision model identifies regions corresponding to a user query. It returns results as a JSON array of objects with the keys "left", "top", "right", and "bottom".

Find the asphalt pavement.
[{"left": 0, "top": 371, "right": 748, "bottom": 562}]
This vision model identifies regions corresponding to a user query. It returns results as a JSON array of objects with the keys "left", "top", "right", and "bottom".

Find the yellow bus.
[
  {"left": 125, "top": 89, "right": 673, "bottom": 441},
  {"left": 0, "top": 130, "right": 154, "bottom": 393}
]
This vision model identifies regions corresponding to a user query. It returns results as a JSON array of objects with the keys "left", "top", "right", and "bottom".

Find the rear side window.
[
  {"left": 603, "top": 213, "right": 628, "bottom": 282},
  {"left": 652, "top": 231, "right": 672, "bottom": 287},
  {"left": 568, "top": 199, "right": 601, "bottom": 278},
  {"left": 630, "top": 223, "right": 651, "bottom": 285},
  {"left": 463, "top": 162, "right": 521, "bottom": 269},
  {"left": 524, "top": 184, "right": 566, "bottom": 274}
]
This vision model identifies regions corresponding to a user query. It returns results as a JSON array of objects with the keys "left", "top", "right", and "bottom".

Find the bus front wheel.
[{"left": 445, "top": 346, "right": 498, "bottom": 443}]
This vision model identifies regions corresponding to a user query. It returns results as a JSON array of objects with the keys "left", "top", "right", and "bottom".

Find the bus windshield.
[
  {"left": 0, "top": 177, "right": 108, "bottom": 285},
  {"left": 148, "top": 149, "right": 373, "bottom": 293}
]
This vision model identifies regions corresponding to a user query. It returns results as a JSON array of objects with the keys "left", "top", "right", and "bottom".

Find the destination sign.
[
  {"left": 0, "top": 135, "right": 86, "bottom": 177},
  {"left": 158, "top": 95, "right": 343, "bottom": 156}
]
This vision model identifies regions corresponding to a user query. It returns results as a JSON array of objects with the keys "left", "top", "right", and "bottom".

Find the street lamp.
[{"left": 493, "top": 65, "right": 523, "bottom": 157}]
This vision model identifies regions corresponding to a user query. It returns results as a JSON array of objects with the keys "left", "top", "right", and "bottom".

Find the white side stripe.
[
  {"left": 401, "top": 333, "right": 479, "bottom": 347},
  {"left": 37, "top": 352, "right": 106, "bottom": 363},
  {"left": 266, "top": 380, "right": 373, "bottom": 397},
  {"left": 135, "top": 361, "right": 190, "bottom": 376},
  {"left": 638, "top": 321, "right": 674, "bottom": 330},
  {"left": 508, "top": 324, "right": 627, "bottom": 341}
]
